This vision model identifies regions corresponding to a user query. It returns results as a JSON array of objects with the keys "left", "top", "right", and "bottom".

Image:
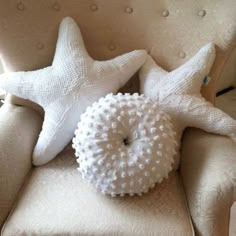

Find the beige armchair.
[{"left": 0, "top": 1, "right": 236, "bottom": 235}]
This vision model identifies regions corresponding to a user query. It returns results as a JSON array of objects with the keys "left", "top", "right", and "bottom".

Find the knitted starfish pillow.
[
  {"left": 0, "top": 17, "right": 147, "bottom": 166},
  {"left": 139, "top": 43, "right": 236, "bottom": 168}
]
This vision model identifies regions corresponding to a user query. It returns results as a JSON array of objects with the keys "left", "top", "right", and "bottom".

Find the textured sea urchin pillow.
[{"left": 72, "top": 93, "right": 177, "bottom": 196}]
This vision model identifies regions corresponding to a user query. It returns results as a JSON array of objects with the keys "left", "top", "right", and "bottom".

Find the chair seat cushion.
[{"left": 2, "top": 145, "right": 194, "bottom": 236}]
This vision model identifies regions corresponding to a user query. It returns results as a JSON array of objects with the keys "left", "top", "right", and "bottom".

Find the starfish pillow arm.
[
  {"left": 0, "top": 67, "right": 55, "bottom": 106},
  {"left": 33, "top": 98, "right": 81, "bottom": 165},
  {"left": 94, "top": 50, "right": 147, "bottom": 90},
  {"left": 160, "top": 43, "right": 216, "bottom": 97},
  {"left": 139, "top": 55, "right": 168, "bottom": 97},
  {"left": 53, "top": 17, "right": 91, "bottom": 66},
  {"left": 0, "top": 17, "right": 147, "bottom": 166},
  {"left": 169, "top": 94, "right": 236, "bottom": 140}
]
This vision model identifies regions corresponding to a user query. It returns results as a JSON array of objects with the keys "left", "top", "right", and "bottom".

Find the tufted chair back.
[{"left": 0, "top": 0, "right": 236, "bottom": 112}]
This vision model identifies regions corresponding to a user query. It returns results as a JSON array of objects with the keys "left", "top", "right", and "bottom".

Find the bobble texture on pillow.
[{"left": 72, "top": 93, "right": 177, "bottom": 196}]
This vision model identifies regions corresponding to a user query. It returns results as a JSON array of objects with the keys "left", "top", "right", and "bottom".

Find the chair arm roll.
[
  {"left": 0, "top": 103, "right": 42, "bottom": 228},
  {"left": 180, "top": 128, "right": 236, "bottom": 236}
]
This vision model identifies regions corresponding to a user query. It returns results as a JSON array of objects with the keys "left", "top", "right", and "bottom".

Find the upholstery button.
[
  {"left": 17, "top": 2, "right": 25, "bottom": 11},
  {"left": 198, "top": 10, "right": 206, "bottom": 17},
  {"left": 37, "top": 42, "right": 44, "bottom": 50},
  {"left": 162, "top": 10, "right": 169, "bottom": 17},
  {"left": 108, "top": 44, "right": 116, "bottom": 51},
  {"left": 125, "top": 7, "right": 133, "bottom": 14},
  {"left": 179, "top": 51, "right": 186, "bottom": 58},
  {"left": 53, "top": 2, "right": 60, "bottom": 11},
  {"left": 90, "top": 4, "right": 98, "bottom": 11}
]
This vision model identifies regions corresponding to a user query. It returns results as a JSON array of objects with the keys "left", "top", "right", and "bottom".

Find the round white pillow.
[{"left": 72, "top": 93, "right": 177, "bottom": 196}]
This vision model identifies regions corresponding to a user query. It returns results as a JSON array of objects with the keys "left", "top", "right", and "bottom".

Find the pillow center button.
[{"left": 123, "top": 137, "right": 130, "bottom": 146}]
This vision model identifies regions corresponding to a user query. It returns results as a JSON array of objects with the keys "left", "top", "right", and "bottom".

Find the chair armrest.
[
  {"left": 180, "top": 128, "right": 236, "bottom": 236},
  {"left": 0, "top": 103, "right": 42, "bottom": 228}
]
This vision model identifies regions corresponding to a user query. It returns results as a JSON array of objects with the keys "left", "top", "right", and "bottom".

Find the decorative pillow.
[
  {"left": 0, "top": 17, "right": 147, "bottom": 166},
  {"left": 72, "top": 93, "right": 177, "bottom": 196},
  {"left": 139, "top": 43, "right": 236, "bottom": 169}
]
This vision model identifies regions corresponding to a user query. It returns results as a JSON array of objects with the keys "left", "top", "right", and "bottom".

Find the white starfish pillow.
[
  {"left": 139, "top": 43, "right": 236, "bottom": 168},
  {"left": 0, "top": 17, "right": 147, "bottom": 166}
]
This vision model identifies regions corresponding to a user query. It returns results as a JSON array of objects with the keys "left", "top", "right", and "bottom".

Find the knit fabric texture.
[
  {"left": 72, "top": 93, "right": 177, "bottom": 196},
  {"left": 0, "top": 17, "right": 147, "bottom": 166},
  {"left": 139, "top": 43, "right": 236, "bottom": 168}
]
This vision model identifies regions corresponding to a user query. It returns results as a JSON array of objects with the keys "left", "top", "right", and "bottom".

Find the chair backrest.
[{"left": 0, "top": 0, "right": 235, "bottom": 112}]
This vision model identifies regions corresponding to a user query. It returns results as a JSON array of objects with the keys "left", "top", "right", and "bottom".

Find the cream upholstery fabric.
[
  {"left": 0, "top": 103, "right": 42, "bottom": 227},
  {"left": 216, "top": 91, "right": 236, "bottom": 236},
  {"left": 2, "top": 146, "right": 194, "bottom": 236},
  {"left": 181, "top": 128, "right": 236, "bottom": 236}
]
